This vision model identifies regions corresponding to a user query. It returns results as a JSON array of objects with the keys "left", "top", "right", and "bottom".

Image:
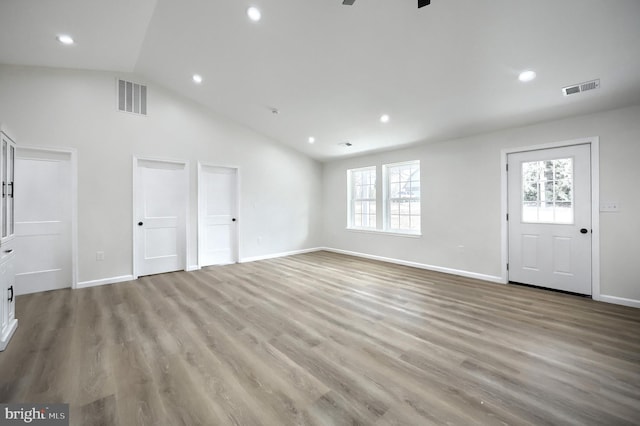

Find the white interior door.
[
  {"left": 508, "top": 144, "right": 592, "bottom": 294},
  {"left": 198, "top": 165, "right": 237, "bottom": 266},
  {"left": 135, "top": 158, "right": 187, "bottom": 277},
  {"left": 14, "top": 148, "right": 73, "bottom": 295}
]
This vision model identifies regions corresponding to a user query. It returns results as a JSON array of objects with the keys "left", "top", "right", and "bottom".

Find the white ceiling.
[{"left": 1, "top": 0, "right": 640, "bottom": 160}]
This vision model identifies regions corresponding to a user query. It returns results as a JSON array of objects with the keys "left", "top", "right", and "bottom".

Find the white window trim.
[
  {"left": 347, "top": 166, "right": 377, "bottom": 230},
  {"left": 345, "top": 227, "right": 422, "bottom": 238},
  {"left": 383, "top": 160, "right": 421, "bottom": 233}
]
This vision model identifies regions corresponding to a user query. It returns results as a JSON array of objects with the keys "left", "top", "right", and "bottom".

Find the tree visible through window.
[
  {"left": 384, "top": 161, "right": 420, "bottom": 232},
  {"left": 522, "top": 158, "right": 573, "bottom": 223},
  {"left": 348, "top": 167, "right": 376, "bottom": 229}
]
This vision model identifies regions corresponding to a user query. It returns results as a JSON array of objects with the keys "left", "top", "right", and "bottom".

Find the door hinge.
[
  {"left": 506, "top": 263, "right": 509, "bottom": 271},
  {"left": 506, "top": 213, "right": 509, "bottom": 221},
  {"left": 506, "top": 163, "right": 509, "bottom": 172}
]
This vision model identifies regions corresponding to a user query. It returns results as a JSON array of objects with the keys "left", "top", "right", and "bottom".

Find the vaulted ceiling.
[{"left": 1, "top": 0, "right": 640, "bottom": 160}]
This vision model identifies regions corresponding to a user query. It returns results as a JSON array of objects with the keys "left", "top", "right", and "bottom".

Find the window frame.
[
  {"left": 347, "top": 166, "right": 377, "bottom": 230},
  {"left": 383, "top": 160, "right": 421, "bottom": 235}
]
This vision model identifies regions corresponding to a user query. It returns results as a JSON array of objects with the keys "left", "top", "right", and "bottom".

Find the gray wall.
[
  {"left": 323, "top": 104, "right": 640, "bottom": 303},
  {"left": 0, "top": 64, "right": 323, "bottom": 283}
]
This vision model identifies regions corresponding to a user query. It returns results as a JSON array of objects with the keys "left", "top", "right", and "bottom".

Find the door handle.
[
  {"left": 8, "top": 285, "right": 13, "bottom": 302},
  {"left": 4, "top": 249, "right": 13, "bottom": 254},
  {"left": 138, "top": 222, "right": 144, "bottom": 226},
  {"left": 580, "top": 228, "right": 589, "bottom": 234},
  {"left": 8, "top": 182, "right": 13, "bottom": 198},
  {"left": 232, "top": 218, "right": 237, "bottom": 222}
]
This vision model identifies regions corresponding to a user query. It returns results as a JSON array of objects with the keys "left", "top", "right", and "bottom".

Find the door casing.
[{"left": 500, "top": 137, "right": 600, "bottom": 299}]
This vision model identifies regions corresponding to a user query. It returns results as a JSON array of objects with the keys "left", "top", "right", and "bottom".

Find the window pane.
[
  {"left": 521, "top": 158, "right": 573, "bottom": 224},
  {"left": 385, "top": 161, "right": 420, "bottom": 232},
  {"left": 391, "top": 200, "right": 401, "bottom": 214},
  {"left": 410, "top": 201, "right": 420, "bottom": 216},
  {"left": 400, "top": 215, "right": 411, "bottom": 229},
  {"left": 349, "top": 167, "right": 376, "bottom": 228}
]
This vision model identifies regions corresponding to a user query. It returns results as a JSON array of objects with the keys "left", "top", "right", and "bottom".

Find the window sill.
[{"left": 345, "top": 227, "right": 422, "bottom": 238}]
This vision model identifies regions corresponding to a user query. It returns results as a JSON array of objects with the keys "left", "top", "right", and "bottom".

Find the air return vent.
[
  {"left": 117, "top": 79, "right": 147, "bottom": 115},
  {"left": 562, "top": 79, "right": 600, "bottom": 97}
]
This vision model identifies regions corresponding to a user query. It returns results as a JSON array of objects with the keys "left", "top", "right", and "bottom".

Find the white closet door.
[
  {"left": 14, "top": 149, "right": 72, "bottom": 295},
  {"left": 198, "top": 165, "right": 237, "bottom": 267},
  {"left": 134, "top": 158, "right": 187, "bottom": 277}
]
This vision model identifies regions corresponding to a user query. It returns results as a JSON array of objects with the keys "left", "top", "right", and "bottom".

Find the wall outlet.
[
  {"left": 96, "top": 251, "right": 105, "bottom": 261},
  {"left": 600, "top": 202, "right": 620, "bottom": 212}
]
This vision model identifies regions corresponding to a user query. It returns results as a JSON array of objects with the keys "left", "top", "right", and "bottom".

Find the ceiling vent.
[
  {"left": 117, "top": 79, "right": 147, "bottom": 115},
  {"left": 562, "top": 79, "right": 600, "bottom": 97}
]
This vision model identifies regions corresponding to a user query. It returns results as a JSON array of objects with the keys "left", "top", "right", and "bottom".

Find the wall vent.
[
  {"left": 117, "top": 79, "right": 147, "bottom": 115},
  {"left": 562, "top": 79, "right": 600, "bottom": 97}
]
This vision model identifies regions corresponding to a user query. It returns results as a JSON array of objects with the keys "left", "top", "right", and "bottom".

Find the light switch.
[{"left": 600, "top": 202, "right": 620, "bottom": 212}]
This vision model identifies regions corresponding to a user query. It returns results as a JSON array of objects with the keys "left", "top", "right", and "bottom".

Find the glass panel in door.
[
  {"left": 1, "top": 139, "right": 6, "bottom": 239},
  {"left": 8, "top": 144, "right": 14, "bottom": 236}
]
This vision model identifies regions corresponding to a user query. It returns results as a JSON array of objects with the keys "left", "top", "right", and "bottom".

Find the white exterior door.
[
  {"left": 135, "top": 158, "right": 187, "bottom": 277},
  {"left": 508, "top": 144, "right": 592, "bottom": 294},
  {"left": 198, "top": 165, "right": 237, "bottom": 266},
  {"left": 14, "top": 148, "right": 73, "bottom": 295}
]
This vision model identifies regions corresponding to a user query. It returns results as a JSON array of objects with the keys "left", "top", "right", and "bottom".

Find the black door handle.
[
  {"left": 138, "top": 222, "right": 144, "bottom": 226},
  {"left": 580, "top": 228, "right": 589, "bottom": 234},
  {"left": 232, "top": 218, "right": 237, "bottom": 222},
  {"left": 8, "top": 285, "right": 13, "bottom": 302}
]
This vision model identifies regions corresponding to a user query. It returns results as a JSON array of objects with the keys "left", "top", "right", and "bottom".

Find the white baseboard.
[
  {"left": 239, "top": 247, "right": 323, "bottom": 263},
  {"left": 186, "top": 264, "right": 201, "bottom": 272},
  {"left": 597, "top": 294, "right": 640, "bottom": 309},
  {"left": 321, "top": 247, "right": 504, "bottom": 284},
  {"left": 76, "top": 274, "right": 135, "bottom": 289}
]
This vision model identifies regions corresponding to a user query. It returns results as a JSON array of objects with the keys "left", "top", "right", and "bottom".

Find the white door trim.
[
  {"left": 132, "top": 156, "right": 190, "bottom": 279},
  {"left": 197, "top": 162, "right": 240, "bottom": 269},
  {"left": 500, "top": 137, "right": 600, "bottom": 299},
  {"left": 15, "top": 145, "right": 78, "bottom": 290}
]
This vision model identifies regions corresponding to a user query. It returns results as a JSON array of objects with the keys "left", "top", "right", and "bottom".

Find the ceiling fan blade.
[
  {"left": 342, "top": 0, "right": 356, "bottom": 5},
  {"left": 418, "top": 0, "right": 431, "bottom": 7}
]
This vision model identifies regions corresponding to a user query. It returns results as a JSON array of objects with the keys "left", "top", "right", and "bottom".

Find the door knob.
[
  {"left": 232, "top": 218, "right": 237, "bottom": 222},
  {"left": 138, "top": 222, "right": 144, "bottom": 226},
  {"left": 580, "top": 228, "right": 589, "bottom": 234}
]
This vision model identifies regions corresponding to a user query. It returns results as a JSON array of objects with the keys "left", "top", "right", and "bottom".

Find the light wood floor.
[{"left": 1, "top": 251, "right": 639, "bottom": 425}]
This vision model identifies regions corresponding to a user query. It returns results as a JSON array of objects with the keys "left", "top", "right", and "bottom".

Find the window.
[
  {"left": 384, "top": 161, "right": 421, "bottom": 233},
  {"left": 521, "top": 158, "right": 573, "bottom": 224},
  {"left": 348, "top": 167, "right": 376, "bottom": 229}
]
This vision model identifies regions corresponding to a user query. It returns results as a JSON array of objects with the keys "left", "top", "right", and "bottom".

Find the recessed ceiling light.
[
  {"left": 380, "top": 114, "right": 390, "bottom": 123},
  {"left": 518, "top": 70, "right": 537, "bottom": 82},
  {"left": 56, "top": 34, "right": 74, "bottom": 45},
  {"left": 247, "top": 7, "right": 261, "bottom": 21},
  {"left": 308, "top": 137, "right": 315, "bottom": 144},
  {"left": 192, "top": 74, "right": 203, "bottom": 84}
]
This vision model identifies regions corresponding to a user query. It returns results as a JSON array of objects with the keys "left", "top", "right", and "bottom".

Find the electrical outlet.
[
  {"left": 96, "top": 251, "right": 105, "bottom": 261},
  {"left": 600, "top": 202, "right": 620, "bottom": 212}
]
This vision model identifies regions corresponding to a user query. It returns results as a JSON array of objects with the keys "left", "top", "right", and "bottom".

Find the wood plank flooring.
[{"left": 1, "top": 251, "right": 639, "bottom": 425}]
